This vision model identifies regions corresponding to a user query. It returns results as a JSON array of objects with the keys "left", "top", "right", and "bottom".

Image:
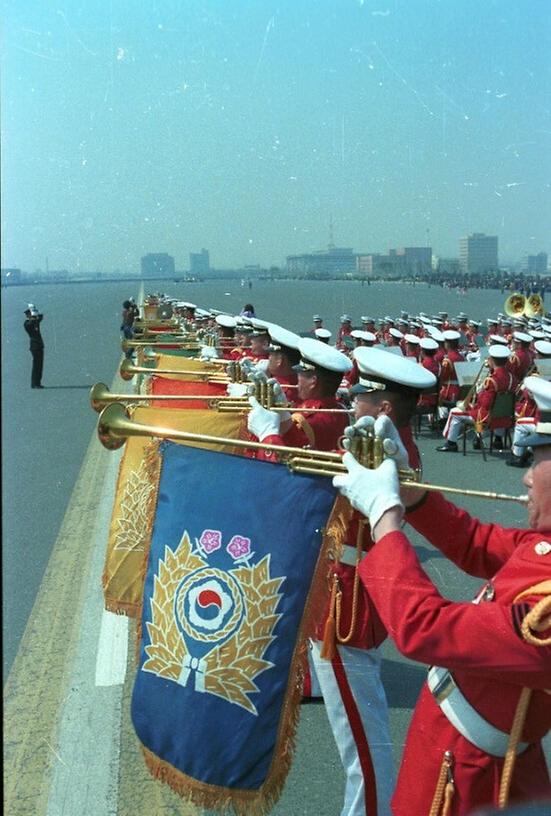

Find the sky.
[{"left": 1, "top": 0, "right": 550, "bottom": 273}]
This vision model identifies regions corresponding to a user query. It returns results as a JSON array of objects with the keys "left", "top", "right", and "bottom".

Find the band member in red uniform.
[
  {"left": 438, "top": 344, "right": 517, "bottom": 452},
  {"left": 247, "top": 337, "right": 351, "bottom": 452},
  {"left": 252, "top": 346, "right": 437, "bottom": 816},
  {"left": 386, "top": 327, "right": 404, "bottom": 351},
  {"left": 337, "top": 315, "right": 353, "bottom": 351},
  {"left": 242, "top": 323, "right": 270, "bottom": 364},
  {"left": 265, "top": 324, "right": 301, "bottom": 404},
  {"left": 417, "top": 337, "right": 441, "bottom": 412},
  {"left": 507, "top": 343, "right": 551, "bottom": 468},
  {"left": 508, "top": 331, "right": 535, "bottom": 381},
  {"left": 402, "top": 333, "right": 420, "bottom": 361},
  {"left": 343, "top": 331, "right": 377, "bottom": 390},
  {"left": 215, "top": 314, "right": 238, "bottom": 359},
  {"left": 438, "top": 330, "right": 464, "bottom": 407},
  {"left": 332, "top": 375, "right": 551, "bottom": 816}
]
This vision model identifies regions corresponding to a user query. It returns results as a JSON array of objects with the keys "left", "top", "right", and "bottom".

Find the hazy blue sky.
[{"left": 2, "top": 0, "right": 550, "bottom": 272}]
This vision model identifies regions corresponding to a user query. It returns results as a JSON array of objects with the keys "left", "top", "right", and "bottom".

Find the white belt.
[
  {"left": 428, "top": 666, "right": 529, "bottom": 757},
  {"left": 339, "top": 544, "right": 367, "bottom": 567}
]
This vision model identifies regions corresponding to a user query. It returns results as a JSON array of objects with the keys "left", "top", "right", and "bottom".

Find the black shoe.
[
  {"left": 32, "top": 385, "right": 44, "bottom": 389},
  {"left": 492, "top": 437, "right": 504, "bottom": 451},
  {"left": 436, "top": 441, "right": 458, "bottom": 452},
  {"left": 473, "top": 437, "right": 482, "bottom": 450},
  {"left": 506, "top": 453, "right": 530, "bottom": 468}
]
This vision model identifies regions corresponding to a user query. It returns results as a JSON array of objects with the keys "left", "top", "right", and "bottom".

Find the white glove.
[
  {"left": 333, "top": 453, "right": 403, "bottom": 530},
  {"left": 226, "top": 382, "right": 249, "bottom": 397},
  {"left": 341, "top": 415, "right": 375, "bottom": 451},
  {"left": 200, "top": 345, "right": 219, "bottom": 360},
  {"left": 373, "top": 415, "right": 409, "bottom": 470},
  {"left": 267, "top": 379, "right": 292, "bottom": 422},
  {"left": 247, "top": 396, "right": 281, "bottom": 440},
  {"left": 255, "top": 358, "right": 270, "bottom": 373},
  {"left": 240, "top": 358, "right": 255, "bottom": 376}
]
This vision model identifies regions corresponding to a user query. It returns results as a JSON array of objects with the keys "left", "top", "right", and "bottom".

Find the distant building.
[
  {"left": 189, "top": 249, "right": 210, "bottom": 276},
  {"left": 356, "top": 247, "right": 432, "bottom": 278},
  {"left": 459, "top": 233, "right": 498, "bottom": 275},
  {"left": 141, "top": 253, "right": 175, "bottom": 278},
  {"left": 286, "top": 246, "right": 357, "bottom": 278},
  {"left": 435, "top": 258, "right": 461, "bottom": 276},
  {"left": 521, "top": 252, "right": 548, "bottom": 275},
  {"left": 1, "top": 267, "right": 22, "bottom": 284}
]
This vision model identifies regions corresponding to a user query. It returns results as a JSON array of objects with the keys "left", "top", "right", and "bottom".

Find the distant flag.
[{"left": 131, "top": 442, "right": 348, "bottom": 813}]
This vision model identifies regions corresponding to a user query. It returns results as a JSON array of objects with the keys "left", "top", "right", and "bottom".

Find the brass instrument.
[
  {"left": 96, "top": 403, "right": 528, "bottom": 504},
  {"left": 504, "top": 293, "right": 526, "bottom": 318},
  {"left": 119, "top": 358, "right": 230, "bottom": 383},
  {"left": 458, "top": 359, "right": 490, "bottom": 410},
  {"left": 504, "top": 292, "right": 545, "bottom": 319},
  {"left": 122, "top": 339, "right": 202, "bottom": 354},
  {"left": 91, "top": 382, "right": 352, "bottom": 415}
]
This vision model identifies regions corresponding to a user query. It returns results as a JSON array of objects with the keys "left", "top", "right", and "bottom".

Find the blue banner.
[{"left": 131, "top": 441, "right": 337, "bottom": 809}]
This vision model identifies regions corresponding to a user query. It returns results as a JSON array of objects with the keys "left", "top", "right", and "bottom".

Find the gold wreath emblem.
[{"left": 142, "top": 531, "right": 284, "bottom": 715}]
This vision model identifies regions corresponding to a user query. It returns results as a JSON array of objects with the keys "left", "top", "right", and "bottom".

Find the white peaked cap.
[
  {"left": 534, "top": 340, "right": 551, "bottom": 356},
  {"left": 489, "top": 334, "right": 508, "bottom": 345},
  {"left": 404, "top": 333, "right": 420, "bottom": 344},
  {"left": 315, "top": 328, "right": 332, "bottom": 339},
  {"left": 488, "top": 344, "right": 511, "bottom": 359},
  {"left": 513, "top": 331, "right": 533, "bottom": 343},
  {"left": 420, "top": 338, "right": 439, "bottom": 351},
  {"left": 389, "top": 327, "right": 404, "bottom": 339},
  {"left": 267, "top": 324, "right": 301, "bottom": 351},
  {"left": 215, "top": 314, "right": 237, "bottom": 329},
  {"left": 294, "top": 337, "right": 352, "bottom": 374},
  {"left": 351, "top": 347, "right": 436, "bottom": 394},
  {"left": 443, "top": 330, "right": 461, "bottom": 341}
]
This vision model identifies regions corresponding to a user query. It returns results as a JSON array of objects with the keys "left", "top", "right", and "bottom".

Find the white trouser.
[
  {"left": 310, "top": 640, "right": 394, "bottom": 816},
  {"left": 444, "top": 407, "right": 505, "bottom": 443},
  {"left": 512, "top": 418, "right": 536, "bottom": 457},
  {"left": 443, "top": 407, "right": 473, "bottom": 442}
]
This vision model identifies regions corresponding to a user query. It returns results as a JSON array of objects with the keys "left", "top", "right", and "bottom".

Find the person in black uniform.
[{"left": 23, "top": 305, "right": 45, "bottom": 388}]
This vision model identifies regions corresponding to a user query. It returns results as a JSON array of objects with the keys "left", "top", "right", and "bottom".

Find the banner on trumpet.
[
  {"left": 103, "top": 407, "right": 244, "bottom": 616},
  {"left": 131, "top": 441, "right": 346, "bottom": 812}
]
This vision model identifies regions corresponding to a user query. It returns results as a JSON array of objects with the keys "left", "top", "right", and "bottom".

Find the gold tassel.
[
  {"left": 429, "top": 751, "right": 454, "bottom": 816},
  {"left": 320, "top": 574, "right": 339, "bottom": 660}
]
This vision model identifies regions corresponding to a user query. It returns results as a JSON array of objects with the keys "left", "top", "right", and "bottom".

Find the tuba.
[
  {"left": 504, "top": 293, "right": 526, "bottom": 317},
  {"left": 525, "top": 293, "right": 544, "bottom": 318}
]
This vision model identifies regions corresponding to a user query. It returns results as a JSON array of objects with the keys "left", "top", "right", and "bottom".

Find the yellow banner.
[
  {"left": 150, "top": 353, "right": 223, "bottom": 381},
  {"left": 103, "top": 406, "right": 243, "bottom": 616}
]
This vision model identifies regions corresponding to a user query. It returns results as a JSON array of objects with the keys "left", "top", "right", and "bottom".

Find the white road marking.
[{"left": 95, "top": 610, "right": 129, "bottom": 687}]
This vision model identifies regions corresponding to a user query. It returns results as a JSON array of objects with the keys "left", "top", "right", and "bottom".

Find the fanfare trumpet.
[
  {"left": 90, "top": 382, "right": 353, "bottom": 415},
  {"left": 96, "top": 403, "right": 528, "bottom": 504},
  {"left": 119, "top": 358, "right": 230, "bottom": 383}
]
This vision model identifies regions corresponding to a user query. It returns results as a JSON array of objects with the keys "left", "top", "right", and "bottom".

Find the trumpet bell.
[
  {"left": 504, "top": 293, "right": 526, "bottom": 317},
  {"left": 97, "top": 403, "right": 130, "bottom": 450}
]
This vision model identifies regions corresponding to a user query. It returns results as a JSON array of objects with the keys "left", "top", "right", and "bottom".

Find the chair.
[
  {"left": 414, "top": 392, "right": 440, "bottom": 436},
  {"left": 461, "top": 391, "right": 516, "bottom": 459}
]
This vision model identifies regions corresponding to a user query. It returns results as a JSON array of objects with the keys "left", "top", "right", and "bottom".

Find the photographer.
[{"left": 23, "top": 304, "right": 45, "bottom": 389}]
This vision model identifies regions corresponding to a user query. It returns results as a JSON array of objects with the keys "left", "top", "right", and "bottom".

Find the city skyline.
[{"left": 2, "top": 1, "right": 550, "bottom": 272}]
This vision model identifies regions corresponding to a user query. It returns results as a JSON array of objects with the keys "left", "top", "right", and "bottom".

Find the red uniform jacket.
[
  {"left": 468, "top": 365, "right": 517, "bottom": 427},
  {"left": 319, "top": 426, "right": 421, "bottom": 649},
  {"left": 418, "top": 356, "right": 441, "bottom": 409},
  {"left": 359, "top": 491, "right": 551, "bottom": 815},
  {"left": 507, "top": 347, "right": 534, "bottom": 381},
  {"left": 439, "top": 349, "right": 464, "bottom": 403},
  {"left": 260, "top": 397, "right": 349, "bottom": 453}
]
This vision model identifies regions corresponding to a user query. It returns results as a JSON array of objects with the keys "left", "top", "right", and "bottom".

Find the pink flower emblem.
[
  {"left": 227, "top": 535, "right": 251, "bottom": 559},
  {"left": 199, "top": 529, "right": 222, "bottom": 553}
]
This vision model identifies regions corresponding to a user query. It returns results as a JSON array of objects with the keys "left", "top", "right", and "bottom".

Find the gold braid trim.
[
  {"left": 335, "top": 519, "right": 369, "bottom": 644},
  {"left": 133, "top": 439, "right": 163, "bottom": 663},
  {"left": 521, "top": 596, "right": 551, "bottom": 647},
  {"left": 429, "top": 751, "right": 455, "bottom": 816},
  {"left": 498, "top": 687, "right": 532, "bottom": 810},
  {"left": 514, "top": 580, "right": 551, "bottom": 647},
  {"left": 291, "top": 413, "right": 316, "bottom": 446}
]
